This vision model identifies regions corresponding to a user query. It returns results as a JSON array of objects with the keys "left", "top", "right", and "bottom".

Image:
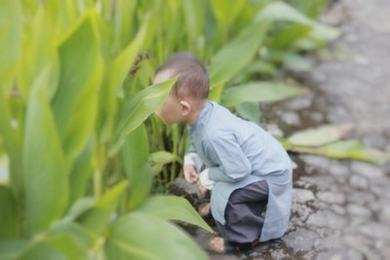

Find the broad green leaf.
[
  {"left": 53, "top": 14, "right": 103, "bottom": 164},
  {"left": 283, "top": 139, "right": 390, "bottom": 164},
  {"left": 246, "top": 60, "right": 277, "bottom": 76},
  {"left": 17, "top": 6, "right": 57, "bottom": 98},
  {"left": 24, "top": 69, "right": 68, "bottom": 235},
  {"left": 267, "top": 23, "right": 311, "bottom": 50},
  {"left": 105, "top": 212, "right": 208, "bottom": 260},
  {"left": 0, "top": 240, "right": 28, "bottom": 260},
  {"left": 111, "top": 0, "right": 137, "bottom": 52},
  {"left": 0, "top": 185, "right": 19, "bottom": 239},
  {"left": 0, "top": 0, "right": 23, "bottom": 93},
  {"left": 49, "top": 0, "right": 78, "bottom": 31},
  {"left": 210, "top": 0, "right": 246, "bottom": 38},
  {"left": 19, "top": 232, "right": 88, "bottom": 260},
  {"left": 109, "top": 77, "right": 177, "bottom": 156},
  {"left": 76, "top": 180, "right": 128, "bottom": 236},
  {"left": 50, "top": 222, "right": 94, "bottom": 250},
  {"left": 182, "top": 0, "right": 205, "bottom": 47},
  {"left": 287, "top": 124, "right": 353, "bottom": 147},
  {"left": 287, "top": 0, "right": 328, "bottom": 19},
  {"left": 221, "top": 81, "right": 305, "bottom": 107},
  {"left": 236, "top": 102, "right": 262, "bottom": 124},
  {"left": 256, "top": 2, "right": 340, "bottom": 41},
  {"left": 69, "top": 140, "right": 93, "bottom": 204},
  {"left": 62, "top": 197, "right": 95, "bottom": 223},
  {"left": 0, "top": 88, "right": 23, "bottom": 198},
  {"left": 0, "top": 0, "right": 24, "bottom": 197},
  {"left": 139, "top": 195, "right": 213, "bottom": 233},
  {"left": 99, "top": 14, "right": 154, "bottom": 144},
  {"left": 19, "top": 242, "right": 65, "bottom": 260},
  {"left": 209, "top": 21, "right": 268, "bottom": 100},
  {"left": 149, "top": 151, "right": 181, "bottom": 173},
  {"left": 122, "top": 124, "right": 153, "bottom": 210},
  {"left": 283, "top": 53, "right": 313, "bottom": 72}
]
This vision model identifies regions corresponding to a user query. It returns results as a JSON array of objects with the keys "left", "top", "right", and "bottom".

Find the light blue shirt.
[{"left": 187, "top": 101, "right": 293, "bottom": 242}]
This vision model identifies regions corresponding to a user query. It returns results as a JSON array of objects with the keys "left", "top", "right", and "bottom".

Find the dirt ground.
[{"left": 182, "top": 0, "right": 390, "bottom": 259}]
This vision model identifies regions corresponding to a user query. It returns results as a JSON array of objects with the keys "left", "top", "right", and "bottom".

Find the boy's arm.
[
  {"left": 204, "top": 134, "right": 252, "bottom": 183},
  {"left": 184, "top": 143, "right": 204, "bottom": 172}
]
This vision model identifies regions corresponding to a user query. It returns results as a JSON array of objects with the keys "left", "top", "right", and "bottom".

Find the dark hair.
[{"left": 155, "top": 53, "right": 209, "bottom": 99}]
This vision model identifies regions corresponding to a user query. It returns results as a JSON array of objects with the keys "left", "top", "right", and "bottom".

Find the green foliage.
[
  {"left": 105, "top": 212, "right": 208, "bottom": 260},
  {"left": 287, "top": 124, "right": 353, "bottom": 147},
  {"left": 139, "top": 195, "right": 213, "bottom": 233},
  {"left": 122, "top": 124, "right": 153, "bottom": 210},
  {"left": 24, "top": 68, "right": 68, "bottom": 235},
  {"left": 3, "top": 0, "right": 379, "bottom": 259},
  {"left": 0, "top": 185, "right": 19, "bottom": 239},
  {"left": 0, "top": 1, "right": 213, "bottom": 258},
  {"left": 281, "top": 126, "right": 390, "bottom": 164},
  {"left": 222, "top": 81, "right": 305, "bottom": 107}
]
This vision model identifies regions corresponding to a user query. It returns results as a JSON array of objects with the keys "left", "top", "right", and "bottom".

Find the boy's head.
[{"left": 154, "top": 53, "right": 209, "bottom": 124}]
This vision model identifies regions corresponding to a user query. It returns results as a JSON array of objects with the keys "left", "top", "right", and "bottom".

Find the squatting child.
[{"left": 154, "top": 53, "right": 293, "bottom": 253}]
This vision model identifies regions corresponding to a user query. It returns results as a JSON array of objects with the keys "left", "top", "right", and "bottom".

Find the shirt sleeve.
[
  {"left": 204, "top": 134, "right": 252, "bottom": 182},
  {"left": 184, "top": 139, "right": 204, "bottom": 172}
]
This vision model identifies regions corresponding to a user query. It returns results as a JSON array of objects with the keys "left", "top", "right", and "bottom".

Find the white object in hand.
[{"left": 199, "top": 168, "right": 215, "bottom": 190}]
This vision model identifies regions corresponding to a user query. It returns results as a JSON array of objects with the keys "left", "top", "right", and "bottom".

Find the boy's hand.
[{"left": 183, "top": 165, "right": 198, "bottom": 184}]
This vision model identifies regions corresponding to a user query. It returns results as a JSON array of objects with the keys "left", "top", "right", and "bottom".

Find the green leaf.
[
  {"left": 283, "top": 53, "right": 313, "bottom": 72},
  {"left": 0, "top": 90, "right": 23, "bottom": 199},
  {"left": 50, "top": 221, "right": 94, "bottom": 250},
  {"left": 109, "top": 77, "right": 177, "bottom": 156},
  {"left": 256, "top": 2, "right": 340, "bottom": 41},
  {"left": 105, "top": 212, "right": 208, "bottom": 260},
  {"left": 111, "top": 0, "right": 137, "bottom": 52},
  {"left": 209, "top": 21, "right": 268, "bottom": 100},
  {"left": 287, "top": 124, "right": 353, "bottom": 147},
  {"left": 0, "top": 185, "right": 19, "bottom": 239},
  {"left": 222, "top": 81, "right": 305, "bottom": 107},
  {"left": 0, "top": 0, "right": 23, "bottom": 93},
  {"left": 62, "top": 197, "right": 95, "bottom": 223},
  {"left": 149, "top": 151, "right": 181, "bottom": 173},
  {"left": 69, "top": 140, "right": 93, "bottom": 204},
  {"left": 19, "top": 232, "right": 88, "bottom": 260},
  {"left": 287, "top": 0, "right": 328, "bottom": 19},
  {"left": 236, "top": 102, "right": 262, "bottom": 124},
  {"left": 139, "top": 195, "right": 213, "bottom": 233},
  {"left": 23, "top": 68, "right": 68, "bottom": 235},
  {"left": 267, "top": 23, "right": 311, "bottom": 50},
  {"left": 284, "top": 139, "right": 390, "bottom": 164},
  {"left": 122, "top": 124, "right": 153, "bottom": 210},
  {"left": 0, "top": 0, "right": 24, "bottom": 198},
  {"left": 182, "top": 0, "right": 205, "bottom": 47},
  {"left": 0, "top": 240, "right": 28, "bottom": 260},
  {"left": 52, "top": 14, "right": 103, "bottom": 164},
  {"left": 17, "top": 6, "right": 57, "bottom": 98},
  {"left": 76, "top": 180, "right": 128, "bottom": 236},
  {"left": 99, "top": 13, "right": 154, "bottom": 144},
  {"left": 210, "top": 0, "right": 246, "bottom": 37}
]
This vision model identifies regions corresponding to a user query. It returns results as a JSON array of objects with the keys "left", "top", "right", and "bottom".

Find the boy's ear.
[{"left": 179, "top": 100, "right": 191, "bottom": 115}]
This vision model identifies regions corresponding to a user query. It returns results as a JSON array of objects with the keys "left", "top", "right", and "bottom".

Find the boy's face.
[{"left": 154, "top": 70, "right": 191, "bottom": 125}]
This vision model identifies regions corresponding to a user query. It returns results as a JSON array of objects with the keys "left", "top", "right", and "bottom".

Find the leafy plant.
[{"left": 0, "top": 1, "right": 212, "bottom": 259}]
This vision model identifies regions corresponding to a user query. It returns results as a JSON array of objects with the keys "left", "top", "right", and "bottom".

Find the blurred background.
[{"left": 0, "top": 0, "right": 389, "bottom": 259}]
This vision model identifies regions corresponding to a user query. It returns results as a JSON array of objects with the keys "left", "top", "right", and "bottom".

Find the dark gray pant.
[{"left": 215, "top": 180, "right": 269, "bottom": 244}]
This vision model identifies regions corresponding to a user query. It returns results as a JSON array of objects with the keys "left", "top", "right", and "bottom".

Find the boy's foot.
[
  {"left": 207, "top": 236, "right": 225, "bottom": 254},
  {"left": 198, "top": 202, "right": 211, "bottom": 217},
  {"left": 207, "top": 237, "right": 261, "bottom": 254}
]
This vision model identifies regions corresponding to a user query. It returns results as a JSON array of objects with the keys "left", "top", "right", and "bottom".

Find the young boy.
[{"left": 154, "top": 54, "right": 292, "bottom": 253}]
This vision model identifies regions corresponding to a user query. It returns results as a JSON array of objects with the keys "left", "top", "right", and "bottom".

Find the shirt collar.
[{"left": 189, "top": 101, "right": 213, "bottom": 133}]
